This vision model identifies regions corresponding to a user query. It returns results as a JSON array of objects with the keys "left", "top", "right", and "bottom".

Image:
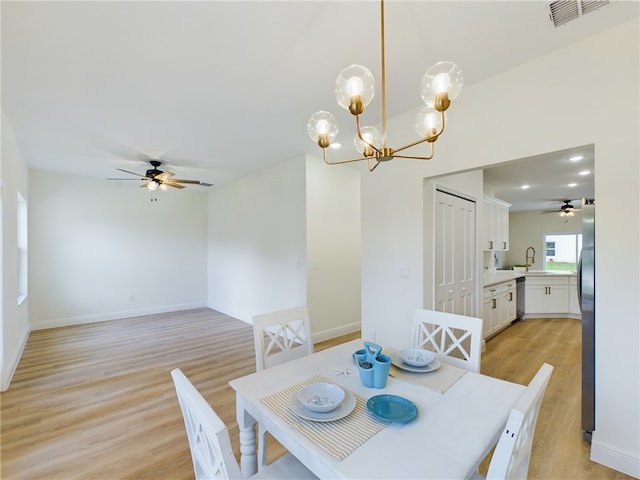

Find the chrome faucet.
[{"left": 525, "top": 246, "right": 536, "bottom": 272}]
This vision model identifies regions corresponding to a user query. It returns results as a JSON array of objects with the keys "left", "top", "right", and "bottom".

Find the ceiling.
[
  {"left": 2, "top": 1, "right": 637, "bottom": 192},
  {"left": 483, "top": 143, "right": 595, "bottom": 212}
]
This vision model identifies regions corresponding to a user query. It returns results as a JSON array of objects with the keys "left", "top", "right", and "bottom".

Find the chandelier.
[{"left": 306, "top": 0, "right": 463, "bottom": 172}]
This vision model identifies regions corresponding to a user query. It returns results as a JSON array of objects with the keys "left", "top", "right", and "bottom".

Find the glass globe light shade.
[
  {"left": 353, "top": 126, "right": 382, "bottom": 156},
  {"left": 335, "top": 65, "right": 375, "bottom": 113},
  {"left": 147, "top": 181, "right": 158, "bottom": 191},
  {"left": 415, "top": 107, "right": 444, "bottom": 139},
  {"left": 307, "top": 111, "right": 339, "bottom": 147},
  {"left": 420, "top": 61, "right": 463, "bottom": 106},
  {"left": 159, "top": 183, "right": 168, "bottom": 191}
]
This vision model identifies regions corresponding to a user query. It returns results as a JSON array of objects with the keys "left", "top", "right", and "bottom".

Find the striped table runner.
[{"left": 260, "top": 375, "right": 389, "bottom": 460}]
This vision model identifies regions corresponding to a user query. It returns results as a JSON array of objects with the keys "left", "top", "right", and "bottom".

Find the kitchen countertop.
[
  {"left": 521, "top": 270, "right": 576, "bottom": 277},
  {"left": 483, "top": 269, "right": 576, "bottom": 287},
  {"left": 483, "top": 270, "right": 524, "bottom": 287}
]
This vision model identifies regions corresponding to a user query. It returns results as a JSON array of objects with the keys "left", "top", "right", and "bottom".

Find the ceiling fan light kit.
[{"left": 307, "top": 0, "right": 463, "bottom": 172}]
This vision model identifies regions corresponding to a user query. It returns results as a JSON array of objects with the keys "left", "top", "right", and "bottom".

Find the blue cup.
[
  {"left": 353, "top": 349, "right": 367, "bottom": 364},
  {"left": 357, "top": 362, "right": 374, "bottom": 387},
  {"left": 373, "top": 354, "right": 392, "bottom": 389}
]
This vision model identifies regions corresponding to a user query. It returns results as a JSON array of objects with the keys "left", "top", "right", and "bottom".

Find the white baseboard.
[
  {"left": 312, "top": 322, "right": 361, "bottom": 343},
  {"left": 206, "top": 304, "right": 362, "bottom": 344},
  {"left": 30, "top": 302, "right": 207, "bottom": 331},
  {"left": 520, "top": 313, "right": 582, "bottom": 320},
  {"left": 591, "top": 435, "right": 640, "bottom": 478},
  {"left": 2, "top": 326, "right": 30, "bottom": 392}
]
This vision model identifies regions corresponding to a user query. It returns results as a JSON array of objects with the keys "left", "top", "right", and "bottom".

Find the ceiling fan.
[
  {"left": 108, "top": 160, "right": 213, "bottom": 190},
  {"left": 540, "top": 200, "right": 580, "bottom": 216}
]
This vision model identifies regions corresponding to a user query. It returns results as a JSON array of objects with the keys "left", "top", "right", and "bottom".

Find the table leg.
[{"left": 237, "top": 404, "right": 257, "bottom": 476}]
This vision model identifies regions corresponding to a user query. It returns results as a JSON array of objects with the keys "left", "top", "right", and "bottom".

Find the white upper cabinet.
[{"left": 482, "top": 195, "right": 511, "bottom": 251}]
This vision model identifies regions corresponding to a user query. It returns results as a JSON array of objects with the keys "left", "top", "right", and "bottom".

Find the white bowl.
[
  {"left": 398, "top": 348, "right": 435, "bottom": 367},
  {"left": 297, "top": 383, "right": 345, "bottom": 413}
]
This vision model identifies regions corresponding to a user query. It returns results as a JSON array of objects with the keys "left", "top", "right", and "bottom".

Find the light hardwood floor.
[{"left": 1, "top": 308, "right": 632, "bottom": 479}]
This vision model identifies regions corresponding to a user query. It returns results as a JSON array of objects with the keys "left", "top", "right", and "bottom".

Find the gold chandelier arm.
[
  {"left": 392, "top": 109, "right": 446, "bottom": 155},
  {"left": 368, "top": 158, "right": 382, "bottom": 172},
  {"left": 392, "top": 140, "right": 435, "bottom": 161},
  {"left": 392, "top": 154, "right": 435, "bottom": 161},
  {"left": 322, "top": 148, "right": 372, "bottom": 166},
  {"left": 355, "top": 115, "right": 383, "bottom": 155},
  {"left": 392, "top": 137, "right": 433, "bottom": 155}
]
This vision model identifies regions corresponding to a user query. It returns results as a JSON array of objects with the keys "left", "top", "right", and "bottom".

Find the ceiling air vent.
[
  {"left": 549, "top": 0, "right": 609, "bottom": 27},
  {"left": 581, "top": 0, "right": 609, "bottom": 15}
]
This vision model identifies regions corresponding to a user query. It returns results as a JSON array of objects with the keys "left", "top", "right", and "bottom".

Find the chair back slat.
[
  {"left": 486, "top": 363, "right": 554, "bottom": 480},
  {"left": 412, "top": 309, "right": 482, "bottom": 373},
  {"left": 171, "top": 368, "right": 243, "bottom": 480},
  {"left": 253, "top": 306, "right": 313, "bottom": 371}
]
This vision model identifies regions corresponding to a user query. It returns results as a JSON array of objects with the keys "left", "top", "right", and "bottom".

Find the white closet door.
[{"left": 434, "top": 190, "right": 476, "bottom": 315}]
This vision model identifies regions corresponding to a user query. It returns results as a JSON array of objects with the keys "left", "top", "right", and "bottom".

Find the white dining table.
[{"left": 229, "top": 338, "right": 525, "bottom": 479}]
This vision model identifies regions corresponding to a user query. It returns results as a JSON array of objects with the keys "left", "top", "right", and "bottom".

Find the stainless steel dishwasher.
[{"left": 516, "top": 276, "right": 526, "bottom": 320}]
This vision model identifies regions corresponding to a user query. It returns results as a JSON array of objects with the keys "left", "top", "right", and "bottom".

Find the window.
[
  {"left": 545, "top": 241, "right": 556, "bottom": 257},
  {"left": 17, "top": 192, "right": 28, "bottom": 305},
  {"left": 544, "top": 233, "right": 582, "bottom": 272}
]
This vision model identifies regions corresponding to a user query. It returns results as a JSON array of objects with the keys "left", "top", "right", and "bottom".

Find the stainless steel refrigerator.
[{"left": 578, "top": 200, "right": 595, "bottom": 441}]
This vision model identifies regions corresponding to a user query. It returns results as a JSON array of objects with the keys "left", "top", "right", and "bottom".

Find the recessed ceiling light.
[
  {"left": 329, "top": 143, "right": 341, "bottom": 149},
  {"left": 520, "top": 184, "right": 530, "bottom": 189},
  {"left": 578, "top": 170, "right": 592, "bottom": 176},
  {"left": 568, "top": 182, "right": 577, "bottom": 187},
  {"left": 569, "top": 155, "right": 584, "bottom": 162}
]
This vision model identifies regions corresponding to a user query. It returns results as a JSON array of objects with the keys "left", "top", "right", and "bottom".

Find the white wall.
[
  {"left": 206, "top": 155, "right": 362, "bottom": 341},
  {"left": 1, "top": 111, "right": 31, "bottom": 390},
  {"left": 507, "top": 210, "right": 582, "bottom": 269},
  {"left": 29, "top": 170, "right": 207, "bottom": 329},
  {"left": 360, "top": 20, "right": 639, "bottom": 476},
  {"left": 206, "top": 157, "right": 307, "bottom": 324},
  {"left": 361, "top": 163, "right": 426, "bottom": 345},
  {"left": 306, "top": 155, "right": 361, "bottom": 341},
  {"left": 0, "top": 112, "right": 30, "bottom": 390}
]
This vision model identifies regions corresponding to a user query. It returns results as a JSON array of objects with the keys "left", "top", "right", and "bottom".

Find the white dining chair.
[
  {"left": 472, "top": 363, "right": 554, "bottom": 480},
  {"left": 252, "top": 305, "right": 314, "bottom": 372},
  {"left": 252, "top": 305, "right": 314, "bottom": 469},
  {"left": 170, "top": 368, "right": 317, "bottom": 480},
  {"left": 412, "top": 308, "right": 483, "bottom": 373}
]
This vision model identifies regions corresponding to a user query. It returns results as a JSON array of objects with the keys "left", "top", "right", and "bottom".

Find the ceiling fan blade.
[
  {"left": 117, "top": 168, "right": 150, "bottom": 178},
  {"left": 163, "top": 182, "right": 185, "bottom": 189},
  {"left": 171, "top": 179, "right": 214, "bottom": 186},
  {"left": 107, "top": 177, "right": 145, "bottom": 181},
  {"left": 169, "top": 178, "right": 199, "bottom": 184},
  {"left": 155, "top": 171, "right": 174, "bottom": 181}
]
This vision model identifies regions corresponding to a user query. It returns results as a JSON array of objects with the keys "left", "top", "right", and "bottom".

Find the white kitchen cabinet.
[
  {"left": 522, "top": 276, "right": 569, "bottom": 316},
  {"left": 482, "top": 195, "right": 511, "bottom": 251},
  {"left": 482, "top": 279, "right": 517, "bottom": 338},
  {"left": 482, "top": 296, "right": 499, "bottom": 338}
]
